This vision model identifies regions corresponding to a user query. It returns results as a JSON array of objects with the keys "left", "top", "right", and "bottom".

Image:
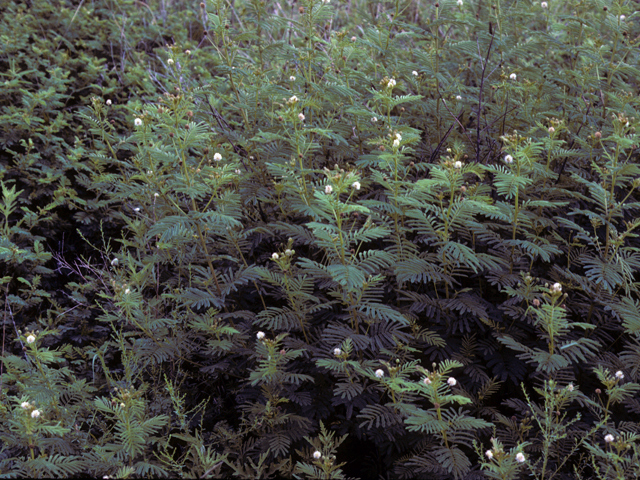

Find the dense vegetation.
[{"left": 1, "top": 0, "right": 640, "bottom": 478}]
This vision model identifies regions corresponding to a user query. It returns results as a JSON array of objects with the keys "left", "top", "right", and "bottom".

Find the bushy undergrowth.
[{"left": 2, "top": 0, "right": 640, "bottom": 478}]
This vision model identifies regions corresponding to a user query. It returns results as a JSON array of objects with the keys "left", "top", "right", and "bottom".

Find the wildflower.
[
  {"left": 298, "top": 113, "right": 305, "bottom": 121},
  {"left": 541, "top": 1, "right": 547, "bottom": 7},
  {"left": 615, "top": 371, "right": 624, "bottom": 380},
  {"left": 548, "top": 126, "right": 555, "bottom": 133},
  {"left": 272, "top": 253, "right": 279, "bottom": 260},
  {"left": 21, "top": 402, "right": 30, "bottom": 409},
  {"left": 289, "top": 76, "right": 296, "bottom": 81},
  {"left": 124, "top": 288, "right": 131, "bottom": 294},
  {"left": 395, "top": 133, "right": 402, "bottom": 141},
  {"left": 352, "top": 181, "right": 361, "bottom": 190},
  {"left": 485, "top": 449, "right": 493, "bottom": 459},
  {"left": 288, "top": 95, "right": 299, "bottom": 104},
  {"left": 313, "top": 451, "right": 322, "bottom": 459},
  {"left": 371, "top": 117, "right": 378, "bottom": 123},
  {"left": 387, "top": 78, "right": 396, "bottom": 88},
  {"left": 185, "top": 49, "right": 191, "bottom": 55},
  {"left": 567, "top": 383, "right": 574, "bottom": 391},
  {"left": 375, "top": 369, "right": 384, "bottom": 378},
  {"left": 457, "top": 0, "right": 463, "bottom": 5},
  {"left": 134, "top": 207, "right": 140, "bottom": 212},
  {"left": 604, "top": 434, "right": 614, "bottom": 443},
  {"left": 334, "top": 348, "right": 342, "bottom": 356},
  {"left": 619, "top": 15, "right": 625, "bottom": 21},
  {"left": 167, "top": 58, "right": 174, "bottom": 65},
  {"left": 26, "top": 334, "right": 36, "bottom": 344},
  {"left": 532, "top": 298, "right": 541, "bottom": 307},
  {"left": 510, "top": 73, "right": 517, "bottom": 80},
  {"left": 453, "top": 161, "right": 463, "bottom": 169},
  {"left": 516, "top": 452, "right": 526, "bottom": 463},
  {"left": 551, "top": 282, "right": 562, "bottom": 293},
  {"left": 213, "top": 152, "right": 222, "bottom": 161},
  {"left": 134, "top": 118, "right": 143, "bottom": 126},
  {"left": 456, "top": 95, "right": 462, "bottom": 100},
  {"left": 111, "top": 258, "right": 119, "bottom": 266},
  {"left": 322, "top": 0, "right": 330, "bottom": 3},
  {"left": 447, "top": 377, "right": 457, "bottom": 386},
  {"left": 412, "top": 70, "right": 418, "bottom": 76},
  {"left": 325, "top": 185, "right": 333, "bottom": 194},
  {"left": 351, "top": 36, "right": 357, "bottom": 41},
  {"left": 31, "top": 410, "right": 40, "bottom": 418},
  {"left": 284, "top": 249, "right": 293, "bottom": 256},
  {"left": 257, "top": 331, "right": 265, "bottom": 340},
  {"left": 393, "top": 139, "right": 400, "bottom": 148},
  {"left": 106, "top": 99, "right": 112, "bottom": 105},
  {"left": 504, "top": 154, "right": 514, "bottom": 164},
  {"left": 120, "top": 403, "right": 125, "bottom": 408},
  {"left": 423, "top": 377, "right": 431, "bottom": 385}
]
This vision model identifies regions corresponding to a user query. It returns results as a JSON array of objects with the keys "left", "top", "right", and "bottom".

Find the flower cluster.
[{"left": 550, "top": 282, "right": 562, "bottom": 294}]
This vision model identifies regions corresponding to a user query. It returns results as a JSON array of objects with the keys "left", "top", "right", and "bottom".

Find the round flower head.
[
  {"left": 388, "top": 78, "right": 396, "bottom": 87},
  {"left": 615, "top": 371, "right": 624, "bottom": 380},
  {"left": 515, "top": 452, "right": 526, "bottom": 463},
  {"left": 423, "top": 377, "right": 431, "bottom": 385},
  {"left": 124, "top": 288, "right": 131, "bottom": 295},
  {"left": 604, "top": 434, "right": 614, "bottom": 443},
  {"left": 257, "top": 331, "right": 265, "bottom": 340},
  {"left": 333, "top": 348, "right": 342, "bottom": 356},
  {"left": 31, "top": 409, "right": 40, "bottom": 419},
  {"left": 456, "top": 95, "right": 462, "bottom": 100},
  {"left": 375, "top": 369, "right": 384, "bottom": 378},
  {"left": 213, "top": 152, "right": 222, "bottom": 161},
  {"left": 111, "top": 257, "right": 119, "bottom": 266},
  {"left": 457, "top": 0, "right": 463, "bottom": 4},
  {"left": 541, "top": 1, "right": 548, "bottom": 8},
  {"left": 504, "top": 154, "right": 514, "bottom": 164},
  {"left": 106, "top": 99, "right": 112, "bottom": 105},
  {"left": 371, "top": 117, "right": 378, "bottom": 123},
  {"left": 26, "top": 334, "right": 36, "bottom": 344},
  {"left": 313, "top": 451, "right": 322, "bottom": 459},
  {"left": 412, "top": 70, "right": 418, "bottom": 76},
  {"left": 271, "top": 253, "right": 279, "bottom": 260},
  {"left": 351, "top": 181, "right": 361, "bottom": 190},
  {"left": 290, "top": 76, "right": 296, "bottom": 81},
  {"left": 167, "top": 58, "right": 174, "bottom": 65},
  {"left": 447, "top": 377, "right": 457, "bottom": 386},
  {"left": 325, "top": 185, "right": 333, "bottom": 194},
  {"left": 134, "top": 118, "right": 143, "bottom": 126},
  {"left": 21, "top": 401, "right": 30, "bottom": 409},
  {"left": 284, "top": 249, "right": 293, "bottom": 256},
  {"left": 453, "top": 161, "right": 463, "bottom": 169},
  {"left": 485, "top": 449, "right": 493, "bottom": 459},
  {"left": 393, "top": 139, "right": 400, "bottom": 148},
  {"left": 298, "top": 113, "right": 305, "bottom": 121},
  {"left": 510, "top": 73, "right": 517, "bottom": 80},
  {"left": 288, "top": 95, "right": 299, "bottom": 104},
  {"left": 552, "top": 282, "right": 562, "bottom": 293},
  {"left": 567, "top": 383, "right": 574, "bottom": 392},
  {"left": 619, "top": 15, "right": 625, "bottom": 21}
]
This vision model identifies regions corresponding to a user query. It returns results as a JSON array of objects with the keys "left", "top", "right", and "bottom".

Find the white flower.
[
  {"left": 235, "top": 169, "right": 241, "bottom": 174},
  {"left": 26, "top": 334, "right": 36, "bottom": 344},
  {"left": 516, "top": 452, "right": 526, "bottom": 463},
  {"left": 510, "top": 73, "right": 517, "bottom": 80},
  {"left": 351, "top": 36, "right": 357, "bottom": 42},
  {"left": 134, "top": 118, "right": 143, "bottom": 126},
  {"left": 154, "top": 192, "right": 159, "bottom": 198},
  {"left": 485, "top": 449, "right": 493, "bottom": 459},
  {"left": 284, "top": 249, "right": 293, "bottom": 256},
  {"left": 213, "top": 152, "right": 222, "bottom": 161},
  {"left": 393, "top": 139, "right": 400, "bottom": 148},
  {"left": 457, "top": 0, "right": 463, "bottom": 4},
  {"left": 351, "top": 181, "right": 361, "bottom": 190},
  {"left": 257, "top": 331, "right": 265, "bottom": 340},
  {"left": 456, "top": 95, "right": 462, "bottom": 100},
  {"left": 619, "top": 15, "right": 625, "bottom": 21},
  {"left": 167, "top": 58, "right": 174, "bottom": 65},
  {"left": 423, "top": 377, "right": 431, "bottom": 385},
  {"left": 272, "top": 253, "right": 279, "bottom": 260},
  {"left": 325, "top": 185, "right": 333, "bottom": 194},
  {"left": 504, "top": 154, "right": 514, "bottom": 164},
  {"left": 124, "top": 288, "right": 131, "bottom": 294},
  {"left": 453, "top": 161, "right": 463, "bottom": 169},
  {"left": 322, "top": 0, "right": 330, "bottom": 4},
  {"left": 134, "top": 207, "right": 140, "bottom": 212},
  {"left": 111, "top": 258, "right": 119, "bottom": 266},
  {"left": 298, "top": 113, "right": 305, "bottom": 121},
  {"left": 334, "top": 348, "right": 342, "bottom": 356},
  {"left": 541, "top": 1, "right": 548, "bottom": 8},
  {"left": 567, "top": 383, "right": 574, "bottom": 392},
  {"left": 388, "top": 78, "right": 396, "bottom": 87},
  {"left": 412, "top": 70, "right": 418, "bottom": 76},
  {"left": 395, "top": 133, "right": 402, "bottom": 141},
  {"left": 371, "top": 117, "right": 378, "bottom": 123},
  {"left": 313, "top": 451, "right": 322, "bottom": 459},
  {"left": 615, "top": 371, "right": 624, "bottom": 380},
  {"left": 120, "top": 403, "right": 125, "bottom": 408},
  {"left": 21, "top": 401, "right": 30, "bottom": 409},
  {"left": 31, "top": 409, "right": 40, "bottom": 418},
  {"left": 548, "top": 127, "right": 555, "bottom": 134},
  {"left": 290, "top": 76, "right": 296, "bottom": 81},
  {"left": 604, "top": 434, "right": 614, "bottom": 443},
  {"left": 375, "top": 369, "right": 384, "bottom": 378},
  {"left": 447, "top": 377, "right": 457, "bottom": 386},
  {"left": 106, "top": 99, "right": 112, "bottom": 105},
  {"left": 552, "top": 282, "right": 562, "bottom": 293},
  {"left": 289, "top": 95, "right": 299, "bottom": 103},
  {"left": 185, "top": 49, "right": 191, "bottom": 55}
]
